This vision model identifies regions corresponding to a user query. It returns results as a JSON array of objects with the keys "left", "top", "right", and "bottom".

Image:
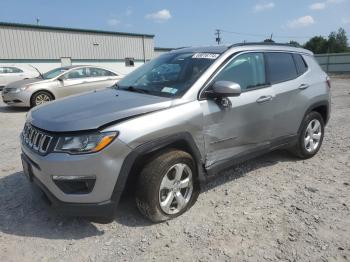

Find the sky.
[{"left": 0, "top": 0, "right": 349, "bottom": 48}]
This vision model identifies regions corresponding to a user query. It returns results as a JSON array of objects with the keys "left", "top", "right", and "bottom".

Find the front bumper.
[
  {"left": 2, "top": 90, "right": 31, "bottom": 107},
  {"left": 21, "top": 137, "right": 132, "bottom": 217}
]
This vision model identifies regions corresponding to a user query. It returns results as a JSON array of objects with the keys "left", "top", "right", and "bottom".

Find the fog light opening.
[{"left": 52, "top": 175, "right": 96, "bottom": 194}]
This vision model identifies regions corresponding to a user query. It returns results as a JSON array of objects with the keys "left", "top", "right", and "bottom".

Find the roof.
[
  {"left": 154, "top": 47, "right": 174, "bottom": 51},
  {"left": 0, "top": 21, "right": 154, "bottom": 38},
  {"left": 170, "top": 45, "right": 229, "bottom": 54},
  {"left": 228, "top": 42, "right": 313, "bottom": 55}
]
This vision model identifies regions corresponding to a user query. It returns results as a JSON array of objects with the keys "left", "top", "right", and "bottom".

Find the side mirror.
[
  {"left": 210, "top": 81, "right": 241, "bottom": 97},
  {"left": 57, "top": 76, "right": 64, "bottom": 82}
]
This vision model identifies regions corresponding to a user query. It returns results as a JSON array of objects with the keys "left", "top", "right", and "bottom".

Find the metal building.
[{"left": 0, "top": 22, "right": 155, "bottom": 74}]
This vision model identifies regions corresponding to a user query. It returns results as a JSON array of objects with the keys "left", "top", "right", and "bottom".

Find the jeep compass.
[{"left": 21, "top": 43, "right": 331, "bottom": 222}]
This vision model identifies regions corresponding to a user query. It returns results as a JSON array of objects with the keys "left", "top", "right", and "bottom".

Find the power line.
[{"left": 219, "top": 28, "right": 327, "bottom": 40}]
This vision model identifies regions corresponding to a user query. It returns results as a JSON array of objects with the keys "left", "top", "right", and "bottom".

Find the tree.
[
  {"left": 327, "top": 31, "right": 336, "bottom": 53},
  {"left": 327, "top": 28, "right": 348, "bottom": 53},
  {"left": 263, "top": 38, "right": 275, "bottom": 43},
  {"left": 304, "top": 36, "right": 328, "bottom": 54},
  {"left": 289, "top": 40, "right": 301, "bottom": 47},
  {"left": 304, "top": 28, "right": 348, "bottom": 54}
]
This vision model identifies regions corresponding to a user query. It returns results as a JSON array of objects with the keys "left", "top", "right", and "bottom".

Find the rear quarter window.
[
  {"left": 266, "top": 52, "right": 298, "bottom": 84},
  {"left": 293, "top": 54, "right": 308, "bottom": 75}
]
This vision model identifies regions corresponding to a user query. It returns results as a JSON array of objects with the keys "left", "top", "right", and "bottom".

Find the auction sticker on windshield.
[
  {"left": 161, "top": 87, "right": 178, "bottom": 94},
  {"left": 192, "top": 53, "right": 220, "bottom": 59}
]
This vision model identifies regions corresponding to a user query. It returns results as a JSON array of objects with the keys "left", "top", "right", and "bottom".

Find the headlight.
[
  {"left": 54, "top": 131, "right": 118, "bottom": 154},
  {"left": 9, "top": 85, "right": 30, "bottom": 93}
]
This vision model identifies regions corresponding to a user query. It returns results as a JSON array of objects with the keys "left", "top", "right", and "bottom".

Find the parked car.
[
  {"left": 2, "top": 65, "right": 122, "bottom": 107},
  {"left": 0, "top": 65, "right": 39, "bottom": 91},
  {"left": 20, "top": 43, "right": 331, "bottom": 222}
]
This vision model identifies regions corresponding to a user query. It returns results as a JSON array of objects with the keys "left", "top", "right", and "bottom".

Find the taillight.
[{"left": 326, "top": 76, "right": 331, "bottom": 89}]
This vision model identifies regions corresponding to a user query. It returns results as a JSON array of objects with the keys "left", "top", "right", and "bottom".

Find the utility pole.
[
  {"left": 270, "top": 33, "right": 273, "bottom": 41},
  {"left": 215, "top": 29, "right": 221, "bottom": 45}
]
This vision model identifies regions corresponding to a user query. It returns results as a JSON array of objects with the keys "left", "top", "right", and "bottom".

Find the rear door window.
[
  {"left": 293, "top": 54, "right": 308, "bottom": 75},
  {"left": 266, "top": 53, "right": 298, "bottom": 84},
  {"left": 89, "top": 68, "right": 117, "bottom": 77}
]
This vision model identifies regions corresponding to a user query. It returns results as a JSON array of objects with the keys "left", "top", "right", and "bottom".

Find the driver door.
[
  {"left": 57, "top": 68, "right": 92, "bottom": 97},
  {"left": 200, "top": 52, "right": 276, "bottom": 169}
]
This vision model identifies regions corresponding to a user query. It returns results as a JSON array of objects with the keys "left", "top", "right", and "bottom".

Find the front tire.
[
  {"left": 135, "top": 149, "right": 199, "bottom": 222},
  {"left": 30, "top": 91, "right": 54, "bottom": 107},
  {"left": 289, "top": 111, "right": 325, "bottom": 159}
]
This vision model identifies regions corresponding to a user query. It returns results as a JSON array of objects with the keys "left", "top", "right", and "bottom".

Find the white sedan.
[{"left": 0, "top": 65, "right": 40, "bottom": 90}]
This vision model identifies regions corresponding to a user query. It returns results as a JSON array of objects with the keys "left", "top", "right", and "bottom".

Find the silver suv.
[{"left": 20, "top": 43, "right": 331, "bottom": 222}]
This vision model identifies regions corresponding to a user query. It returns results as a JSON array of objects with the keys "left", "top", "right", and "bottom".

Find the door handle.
[
  {"left": 299, "top": 84, "right": 309, "bottom": 90},
  {"left": 256, "top": 95, "right": 273, "bottom": 103}
]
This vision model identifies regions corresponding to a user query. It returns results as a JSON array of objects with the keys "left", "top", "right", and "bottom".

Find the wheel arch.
[
  {"left": 299, "top": 100, "right": 329, "bottom": 133},
  {"left": 110, "top": 132, "right": 206, "bottom": 204},
  {"left": 30, "top": 89, "right": 55, "bottom": 106}
]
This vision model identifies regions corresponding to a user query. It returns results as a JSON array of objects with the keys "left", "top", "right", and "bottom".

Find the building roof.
[{"left": 0, "top": 21, "right": 154, "bottom": 38}]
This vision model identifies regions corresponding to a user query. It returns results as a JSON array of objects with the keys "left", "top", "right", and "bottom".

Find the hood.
[
  {"left": 5, "top": 78, "right": 45, "bottom": 88},
  {"left": 28, "top": 88, "right": 173, "bottom": 132}
]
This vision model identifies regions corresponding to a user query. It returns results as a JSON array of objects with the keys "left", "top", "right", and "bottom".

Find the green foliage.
[
  {"left": 303, "top": 28, "right": 348, "bottom": 54},
  {"left": 289, "top": 40, "right": 301, "bottom": 47},
  {"left": 304, "top": 36, "right": 328, "bottom": 54}
]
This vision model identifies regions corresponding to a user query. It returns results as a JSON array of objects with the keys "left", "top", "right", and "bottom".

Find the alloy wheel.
[
  {"left": 35, "top": 94, "right": 51, "bottom": 105},
  {"left": 158, "top": 163, "right": 193, "bottom": 215},
  {"left": 304, "top": 119, "right": 322, "bottom": 153}
]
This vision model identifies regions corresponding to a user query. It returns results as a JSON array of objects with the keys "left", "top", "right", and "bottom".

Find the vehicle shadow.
[
  {"left": 0, "top": 149, "right": 298, "bottom": 237},
  {"left": 0, "top": 171, "right": 104, "bottom": 240},
  {"left": 203, "top": 149, "right": 295, "bottom": 193},
  {"left": 113, "top": 149, "right": 298, "bottom": 227},
  {"left": 0, "top": 105, "right": 28, "bottom": 113}
]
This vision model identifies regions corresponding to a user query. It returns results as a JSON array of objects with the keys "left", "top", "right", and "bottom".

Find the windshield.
[
  {"left": 42, "top": 67, "right": 69, "bottom": 79},
  {"left": 117, "top": 52, "right": 220, "bottom": 97}
]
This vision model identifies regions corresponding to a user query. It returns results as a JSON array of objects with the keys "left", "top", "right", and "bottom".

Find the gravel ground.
[{"left": 0, "top": 78, "right": 349, "bottom": 262}]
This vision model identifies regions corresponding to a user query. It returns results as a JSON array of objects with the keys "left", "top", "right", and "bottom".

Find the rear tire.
[
  {"left": 135, "top": 149, "right": 199, "bottom": 222},
  {"left": 30, "top": 91, "right": 54, "bottom": 108},
  {"left": 289, "top": 111, "right": 324, "bottom": 159}
]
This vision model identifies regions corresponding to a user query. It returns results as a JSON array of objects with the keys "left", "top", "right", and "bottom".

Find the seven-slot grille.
[{"left": 22, "top": 124, "right": 53, "bottom": 154}]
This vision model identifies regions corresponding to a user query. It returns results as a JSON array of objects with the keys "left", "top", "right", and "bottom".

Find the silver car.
[
  {"left": 2, "top": 65, "right": 122, "bottom": 107},
  {"left": 21, "top": 43, "right": 331, "bottom": 222}
]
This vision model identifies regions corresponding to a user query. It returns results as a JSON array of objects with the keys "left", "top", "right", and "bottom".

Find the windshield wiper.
[{"left": 126, "top": 86, "right": 149, "bottom": 94}]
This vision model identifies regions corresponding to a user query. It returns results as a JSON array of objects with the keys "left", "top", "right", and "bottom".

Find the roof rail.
[{"left": 228, "top": 42, "right": 302, "bottom": 49}]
